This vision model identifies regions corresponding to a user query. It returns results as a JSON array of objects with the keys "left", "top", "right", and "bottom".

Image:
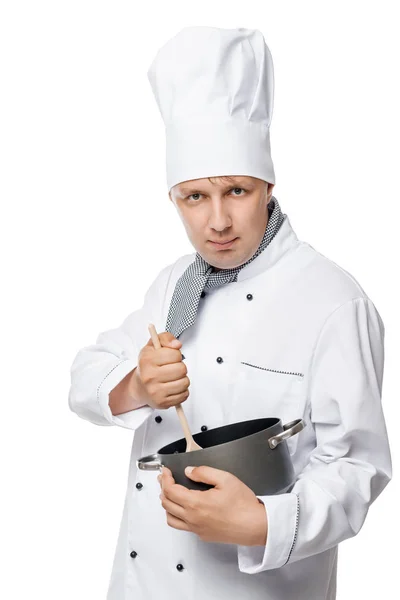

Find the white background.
[{"left": 1, "top": 1, "right": 398, "bottom": 598}]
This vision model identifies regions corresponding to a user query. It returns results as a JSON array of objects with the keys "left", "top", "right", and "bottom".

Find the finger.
[
  {"left": 161, "top": 472, "right": 194, "bottom": 505},
  {"left": 160, "top": 492, "right": 186, "bottom": 521},
  {"left": 165, "top": 511, "right": 191, "bottom": 532},
  {"left": 153, "top": 347, "right": 183, "bottom": 366},
  {"left": 163, "top": 483, "right": 201, "bottom": 509},
  {"left": 156, "top": 361, "right": 187, "bottom": 383},
  {"left": 161, "top": 391, "right": 190, "bottom": 408},
  {"left": 161, "top": 466, "right": 174, "bottom": 479},
  {"left": 162, "top": 377, "right": 190, "bottom": 397},
  {"left": 184, "top": 465, "right": 232, "bottom": 488},
  {"left": 160, "top": 467, "right": 175, "bottom": 489}
]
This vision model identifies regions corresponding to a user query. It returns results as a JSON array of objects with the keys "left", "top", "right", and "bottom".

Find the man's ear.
[{"left": 266, "top": 183, "right": 275, "bottom": 202}]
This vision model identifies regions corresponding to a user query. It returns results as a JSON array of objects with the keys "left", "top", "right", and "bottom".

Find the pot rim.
[{"left": 156, "top": 416, "right": 283, "bottom": 457}]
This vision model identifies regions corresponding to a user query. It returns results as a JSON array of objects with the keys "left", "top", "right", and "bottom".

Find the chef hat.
[{"left": 147, "top": 26, "right": 276, "bottom": 192}]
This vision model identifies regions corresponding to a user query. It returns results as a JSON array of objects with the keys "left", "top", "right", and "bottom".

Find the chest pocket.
[{"left": 228, "top": 361, "right": 307, "bottom": 456}]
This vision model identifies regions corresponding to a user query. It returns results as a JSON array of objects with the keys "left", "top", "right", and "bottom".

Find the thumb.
[
  {"left": 146, "top": 332, "right": 181, "bottom": 349},
  {"left": 158, "top": 331, "right": 182, "bottom": 349},
  {"left": 167, "top": 339, "right": 182, "bottom": 349},
  {"left": 184, "top": 465, "right": 230, "bottom": 487}
]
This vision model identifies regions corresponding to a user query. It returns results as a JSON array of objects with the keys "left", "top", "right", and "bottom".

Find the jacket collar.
[{"left": 236, "top": 215, "right": 300, "bottom": 282}]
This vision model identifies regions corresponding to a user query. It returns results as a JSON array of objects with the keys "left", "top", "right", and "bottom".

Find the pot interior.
[{"left": 158, "top": 417, "right": 280, "bottom": 455}]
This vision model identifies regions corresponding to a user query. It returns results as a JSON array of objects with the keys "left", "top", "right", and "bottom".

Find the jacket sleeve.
[
  {"left": 68, "top": 262, "right": 175, "bottom": 430},
  {"left": 237, "top": 296, "right": 392, "bottom": 573}
]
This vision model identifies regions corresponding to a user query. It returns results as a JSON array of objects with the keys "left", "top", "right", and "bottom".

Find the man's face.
[{"left": 169, "top": 175, "right": 275, "bottom": 270}]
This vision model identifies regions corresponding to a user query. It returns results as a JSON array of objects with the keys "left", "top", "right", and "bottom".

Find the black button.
[
  {"left": 155, "top": 415, "right": 162, "bottom": 423},
  {"left": 130, "top": 550, "right": 137, "bottom": 558},
  {"left": 200, "top": 291, "right": 206, "bottom": 298},
  {"left": 216, "top": 356, "right": 223, "bottom": 363},
  {"left": 201, "top": 425, "right": 208, "bottom": 432},
  {"left": 176, "top": 563, "right": 184, "bottom": 571},
  {"left": 136, "top": 482, "right": 143, "bottom": 490},
  {"left": 246, "top": 294, "right": 253, "bottom": 301}
]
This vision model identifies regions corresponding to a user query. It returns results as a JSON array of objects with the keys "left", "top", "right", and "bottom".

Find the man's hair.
[
  {"left": 208, "top": 176, "right": 270, "bottom": 187},
  {"left": 208, "top": 176, "right": 239, "bottom": 185}
]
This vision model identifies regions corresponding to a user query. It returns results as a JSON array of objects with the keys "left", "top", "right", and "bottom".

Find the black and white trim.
[
  {"left": 284, "top": 493, "right": 300, "bottom": 565},
  {"left": 96, "top": 358, "right": 130, "bottom": 403},
  {"left": 241, "top": 362, "right": 304, "bottom": 378}
]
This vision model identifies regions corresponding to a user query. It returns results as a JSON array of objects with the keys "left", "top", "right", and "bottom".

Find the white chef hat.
[{"left": 147, "top": 26, "right": 276, "bottom": 192}]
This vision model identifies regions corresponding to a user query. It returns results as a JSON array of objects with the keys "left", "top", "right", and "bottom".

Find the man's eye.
[
  {"left": 187, "top": 188, "right": 246, "bottom": 201},
  {"left": 188, "top": 193, "right": 202, "bottom": 201}
]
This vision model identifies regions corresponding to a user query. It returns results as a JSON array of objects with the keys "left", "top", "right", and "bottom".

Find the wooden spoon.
[{"left": 148, "top": 324, "right": 202, "bottom": 452}]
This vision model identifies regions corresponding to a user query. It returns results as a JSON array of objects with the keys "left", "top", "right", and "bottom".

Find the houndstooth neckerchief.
[{"left": 165, "top": 196, "right": 285, "bottom": 339}]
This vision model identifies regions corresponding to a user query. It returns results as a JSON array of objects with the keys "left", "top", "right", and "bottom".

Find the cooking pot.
[{"left": 137, "top": 417, "right": 305, "bottom": 495}]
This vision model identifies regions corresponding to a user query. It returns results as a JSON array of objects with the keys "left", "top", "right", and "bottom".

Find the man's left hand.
[{"left": 157, "top": 465, "right": 268, "bottom": 546}]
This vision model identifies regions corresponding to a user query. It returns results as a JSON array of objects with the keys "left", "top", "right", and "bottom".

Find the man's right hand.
[{"left": 132, "top": 332, "right": 190, "bottom": 410}]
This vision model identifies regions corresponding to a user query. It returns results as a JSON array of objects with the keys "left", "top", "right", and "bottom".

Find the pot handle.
[
  {"left": 268, "top": 418, "right": 306, "bottom": 450},
  {"left": 137, "top": 453, "right": 163, "bottom": 471}
]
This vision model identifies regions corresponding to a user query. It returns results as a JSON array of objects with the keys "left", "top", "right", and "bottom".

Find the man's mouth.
[{"left": 208, "top": 238, "right": 238, "bottom": 249}]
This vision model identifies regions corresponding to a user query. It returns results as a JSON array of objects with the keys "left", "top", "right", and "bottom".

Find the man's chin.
[
  {"left": 207, "top": 256, "right": 247, "bottom": 272},
  {"left": 197, "top": 245, "right": 250, "bottom": 271}
]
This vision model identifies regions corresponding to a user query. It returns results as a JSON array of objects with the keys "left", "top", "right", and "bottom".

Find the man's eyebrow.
[{"left": 177, "top": 178, "right": 249, "bottom": 195}]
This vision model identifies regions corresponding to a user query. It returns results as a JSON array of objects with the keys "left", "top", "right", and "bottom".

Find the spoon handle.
[{"left": 148, "top": 324, "right": 197, "bottom": 448}]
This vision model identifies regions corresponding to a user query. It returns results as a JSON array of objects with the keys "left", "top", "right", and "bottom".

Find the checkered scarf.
[{"left": 165, "top": 196, "right": 285, "bottom": 339}]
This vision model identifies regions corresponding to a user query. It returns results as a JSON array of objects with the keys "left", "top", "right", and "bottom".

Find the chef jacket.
[{"left": 68, "top": 214, "right": 392, "bottom": 600}]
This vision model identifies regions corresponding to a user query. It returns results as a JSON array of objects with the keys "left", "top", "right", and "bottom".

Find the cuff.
[
  {"left": 237, "top": 492, "right": 299, "bottom": 573},
  {"left": 97, "top": 358, "right": 154, "bottom": 430}
]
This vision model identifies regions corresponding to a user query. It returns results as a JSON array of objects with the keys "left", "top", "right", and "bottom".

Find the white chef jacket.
[{"left": 68, "top": 215, "right": 392, "bottom": 600}]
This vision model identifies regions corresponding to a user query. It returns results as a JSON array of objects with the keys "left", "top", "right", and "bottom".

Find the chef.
[{"left": 68, "top": 26, "right": 392, "bottom": 600}]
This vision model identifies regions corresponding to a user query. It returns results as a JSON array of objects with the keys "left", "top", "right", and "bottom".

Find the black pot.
[{"left": 137, "top": 417, "right": 305, "bottom": 495}]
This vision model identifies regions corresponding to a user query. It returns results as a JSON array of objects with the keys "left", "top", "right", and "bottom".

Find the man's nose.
[{"left": 208, "top": 199, "right": 232, "bottom": 231}]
